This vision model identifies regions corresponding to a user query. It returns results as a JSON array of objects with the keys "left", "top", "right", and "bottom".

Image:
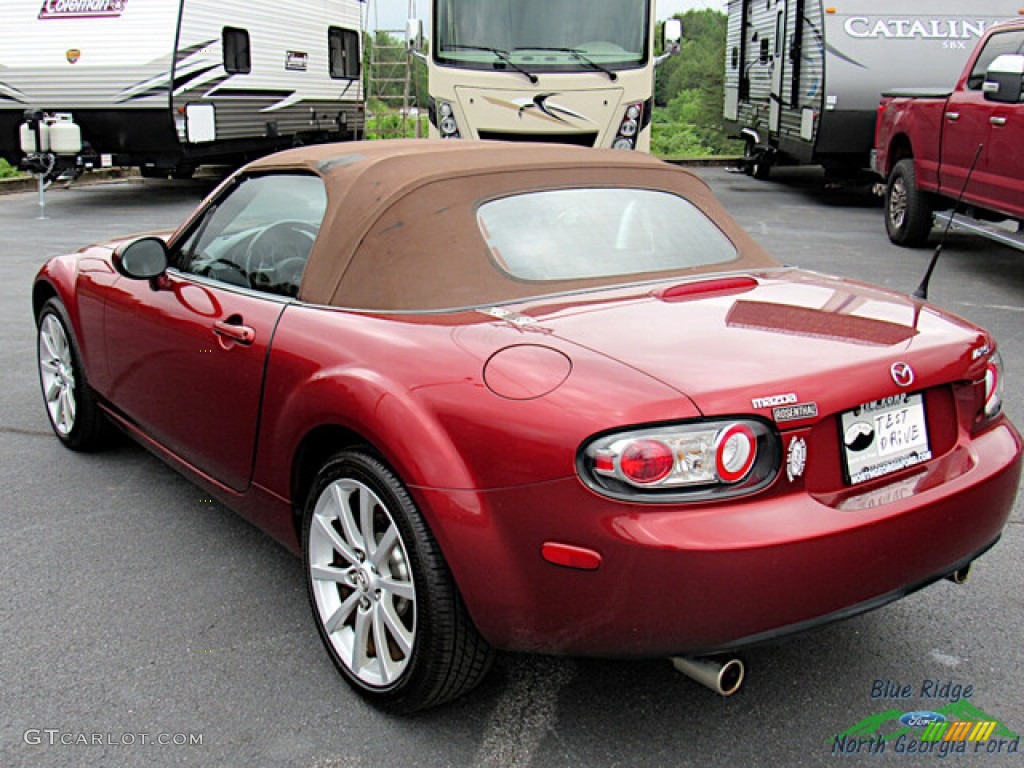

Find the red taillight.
[
  {"left": 714, "top": 424, "right": 757, "bottom": 483},
  {"left": 619, "top": 439, "right": 674, "bottom": 484}
]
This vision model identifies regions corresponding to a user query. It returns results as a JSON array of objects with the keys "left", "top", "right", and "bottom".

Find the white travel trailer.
[
  {"left": 724, "top": 1, "right": 1021, "bottom": 179},
  {"left": 0, "top": 0, "right": 365, "bottom": 178}
]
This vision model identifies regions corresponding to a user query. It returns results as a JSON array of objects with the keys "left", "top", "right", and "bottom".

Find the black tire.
[
  {"left": 36, "top": 297, "right": 111, "bottom": 451},
  {"left": 171, "top": 164, "right": 196, "bottom": 180},
  {"left": 741, "top": 140, "right": 757, "bottom": 177},
  {"left": 751, "top": 151, "right": 772, "bottom": 181},
  {"left": 743, "top": 139, "right": 772, "bottom": 180},
  {"left": 885, "top": 158, "right": 932, "bottom": 247},
  {"left": 302, "top": 449, "right": 493, "bottom": 712}
]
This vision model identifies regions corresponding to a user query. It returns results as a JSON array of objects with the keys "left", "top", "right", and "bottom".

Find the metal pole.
[{"left": 36, "top": 173, "right": 47, "bottom": 220}]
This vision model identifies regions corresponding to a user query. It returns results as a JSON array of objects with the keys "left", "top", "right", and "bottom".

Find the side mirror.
[
  {"left": 406, "top": 18, "right": 423, "bottom": 52},
  {"left": 113, "top": 236, "right": 169, "bottom": 281},
  {"left": 983, "top": 54, "right": 1024, "bottom": 104},
  {"left": 663, "top": 18, "right": 683, "bottom": 47},
  {"left": 656, "top": 18, "right": 683, "bottom": 67}
]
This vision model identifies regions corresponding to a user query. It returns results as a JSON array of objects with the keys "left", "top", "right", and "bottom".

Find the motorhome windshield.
[{"left": 434, "top": 0, "right": 650, "bottom": 72}]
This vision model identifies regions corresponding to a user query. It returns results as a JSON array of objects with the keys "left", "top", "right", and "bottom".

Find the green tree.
[{"left": 653, "top": 10, "right": 741, "bottom": 157}]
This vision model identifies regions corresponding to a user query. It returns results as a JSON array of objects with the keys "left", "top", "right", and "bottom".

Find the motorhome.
[
  {"left": 418, "top": 0, "right": 673, "bottom": 151},
  {"left": 724, "top": 1, "right": 1022, "bottom": 179},
  {"left": 0, "top": 0, "right": 365, "bottom": 178}
]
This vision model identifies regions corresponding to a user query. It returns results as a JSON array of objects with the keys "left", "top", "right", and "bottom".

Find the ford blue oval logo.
[{"left": 900, "top": 711, "right": 946, "bottom": 728}]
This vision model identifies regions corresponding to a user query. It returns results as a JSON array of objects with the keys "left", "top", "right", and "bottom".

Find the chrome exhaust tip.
[
  {"left": 671, "top": 656, "right": 745, "bottom": 696},
  {"left": 947, "top": 563, "right": 972, "bottom": 585}
]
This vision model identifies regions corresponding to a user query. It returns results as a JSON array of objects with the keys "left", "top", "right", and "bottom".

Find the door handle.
[
  {"left": 944, "top": 111, "right": 960, "bottom": 121},
  {"left": 213, "top": 320, "right": 255, "bottom": 345},
  {"left": 990, "top": 116, "right": 1008, "bottom": 126}
]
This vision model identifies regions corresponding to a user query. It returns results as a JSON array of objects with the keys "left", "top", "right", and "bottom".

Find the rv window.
[
  {"left": 329, "top": 27, "right": 360, "bottom": 79},
  {"left": 759, "top": 38, "right": 770, "bottom": 64},
  {"left": 967, "top": 31, "right": 1024, "bottom": 90},
  {"left": 223, "top": 27, "right": 252, "bottom": 75}
]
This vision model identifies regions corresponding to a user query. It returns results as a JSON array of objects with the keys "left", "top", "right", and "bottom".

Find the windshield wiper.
[
  {"left": 443, "top": 44, "right": 539, "bottom": 84},
  {"left": 513, "top": 47, "right": 618, "bottom": 81}
]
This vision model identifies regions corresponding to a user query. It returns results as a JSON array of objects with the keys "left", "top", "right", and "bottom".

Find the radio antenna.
[{"left": 913, "top": 143, "right": 984, "bottom": 301}]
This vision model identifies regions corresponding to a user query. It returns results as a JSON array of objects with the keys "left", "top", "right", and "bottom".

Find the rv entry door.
[{"left": 769, "top": 1, "right": 788, "bottom": 135}]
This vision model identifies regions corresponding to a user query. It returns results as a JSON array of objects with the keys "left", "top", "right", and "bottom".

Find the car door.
[{"left": 103, "top": 173, "right": 327, "bottom": 491}]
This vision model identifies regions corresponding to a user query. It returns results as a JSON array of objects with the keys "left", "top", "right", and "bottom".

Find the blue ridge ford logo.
[{"left": 900, "top": 711, "right": 947, "bottom": 728}]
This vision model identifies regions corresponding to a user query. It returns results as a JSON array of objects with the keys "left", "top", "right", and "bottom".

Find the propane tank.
[
  {"left": 48, "top": 117, "right": 82, "bottom": 155},
  {"left": 20, "top": 120, "right": 49, "bottom": 153}
]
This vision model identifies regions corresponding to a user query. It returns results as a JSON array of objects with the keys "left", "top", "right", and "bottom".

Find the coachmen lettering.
[{"left": 39, "top": 0, "right": 127, "bottom": 20}]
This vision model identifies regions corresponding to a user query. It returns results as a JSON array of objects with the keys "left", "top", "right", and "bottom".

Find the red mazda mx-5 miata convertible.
[{"left": 33, "top": 141, "right": 1021, "bottom": 711}]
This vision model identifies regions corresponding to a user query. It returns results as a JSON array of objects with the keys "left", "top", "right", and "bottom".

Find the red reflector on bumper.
[{"left": 541, "top": 542, "right": 602, "bottom": 571}]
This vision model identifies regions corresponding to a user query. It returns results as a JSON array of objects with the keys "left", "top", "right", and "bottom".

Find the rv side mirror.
[
  {"left": 983, "top": 54, "right": 1024, "bottom": 104},
  {"left": 663, "top": 18, "right": 683, "bottom": 48},
  {"left": 113, "top": 237, "right": 169, "bottom": 283},
  {"left": 406, "top": 18, "right": 423, "bottom": 52}
]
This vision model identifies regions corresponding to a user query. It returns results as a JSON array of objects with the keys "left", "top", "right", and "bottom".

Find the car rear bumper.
[{"left": 417, "top": 419, "right": 1022, "bottom": 657}]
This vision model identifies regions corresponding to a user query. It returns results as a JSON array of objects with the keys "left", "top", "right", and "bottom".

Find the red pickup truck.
[{"left": 873, "top": 19, "right": 1024, "bottom": 250}]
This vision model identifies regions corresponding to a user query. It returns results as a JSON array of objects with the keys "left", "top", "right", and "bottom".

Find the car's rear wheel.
[
  {"left": 36, "top": 298, "right": 110, "bottom": 451},
  {"left": 886, "top": 158, "right": 932, "bottom": 247},
  {"left": 302, "top": 449, "right": 493, "bottom": 712}
]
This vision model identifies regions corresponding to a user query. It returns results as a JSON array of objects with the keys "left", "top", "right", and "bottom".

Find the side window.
[
  {"left": 759, "top": 37, "right": 770, "bottom": 64},
  {"left": 223, "top": 27, "right": 252, "bottom": 75},
  {"left": 329, "top": 27, "right": 360, "bottom": 79},
  {"left": 176, "top": 174, "right": 327, "bottom": 298},
  {"left": 967, "top": 31, "right": 1024, "bottom": 90}
]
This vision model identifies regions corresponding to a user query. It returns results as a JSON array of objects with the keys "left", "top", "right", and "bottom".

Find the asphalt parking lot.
[{"left": 1, "top": 166, "right": 1021, "bottom": 768}]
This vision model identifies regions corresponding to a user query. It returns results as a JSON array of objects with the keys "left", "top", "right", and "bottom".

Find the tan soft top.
[{"left": 247, "top": 140, "right": 778, "bottom": 311}]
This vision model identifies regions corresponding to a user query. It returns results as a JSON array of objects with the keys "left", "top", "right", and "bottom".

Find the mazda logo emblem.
[{"left": 891, "top": 362, "right": 914, "bottom": 388}]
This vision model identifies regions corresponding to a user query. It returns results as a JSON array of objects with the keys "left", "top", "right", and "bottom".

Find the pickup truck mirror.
[{"left": 983, "top": 54, "right": 1024, "bottom": 104}]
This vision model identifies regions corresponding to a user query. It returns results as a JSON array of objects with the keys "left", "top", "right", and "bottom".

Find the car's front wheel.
[
  {"left": 36, "top": 297, "right": 110, "bottom": 451},
  {"left": 885, "top": 158, "right": 932, "bottom": 247},
  {"left": 302, "top": 449, "right": 493, "bottom": 712}
]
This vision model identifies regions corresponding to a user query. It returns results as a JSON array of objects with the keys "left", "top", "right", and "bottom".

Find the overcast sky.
[{"left": 367, "top": 0, "right": 728, "bottom": 32}]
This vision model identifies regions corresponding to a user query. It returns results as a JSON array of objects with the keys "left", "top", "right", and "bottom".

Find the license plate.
[{"left": 840, "top": 393, "right": 931, "bottom": 485}]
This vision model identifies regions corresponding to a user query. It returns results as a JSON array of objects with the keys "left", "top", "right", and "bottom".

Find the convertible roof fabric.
[{"left": 246, "top": 140, "right": 779, "bottom": 311}]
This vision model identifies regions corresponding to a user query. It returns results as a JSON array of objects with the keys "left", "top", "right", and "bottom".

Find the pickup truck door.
[
  {"left": 939, "top": 29, "right": 1024, "bottom": 219},
  {"left": 982, "top": 97, "right": 1024, "bottom": 219},
  {"left": 937, "top": 87, "right": 992, "bottom": 204}
]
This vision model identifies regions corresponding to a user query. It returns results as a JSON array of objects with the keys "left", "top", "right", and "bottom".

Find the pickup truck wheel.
[{"left": 886, "top": 159, "right": 932, "bottom": 247}]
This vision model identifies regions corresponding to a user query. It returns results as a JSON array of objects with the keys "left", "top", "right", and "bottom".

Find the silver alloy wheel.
[
  {"left": 38, "top": 313, "right": 77, "bottom": 436},
  {"left": 889, "top": 176, "right": 908, "bottom": 230},
  {"left": 308, "top": 478, "right": 417, "bottom": 688}
]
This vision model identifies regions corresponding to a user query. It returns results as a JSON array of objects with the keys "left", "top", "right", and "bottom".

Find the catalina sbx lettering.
[
  {"left": 844, "top": 18, "right": 990, "bottom": 40},
  {"left": 871, "top": 679, "right": 974, "bottom": 703}
]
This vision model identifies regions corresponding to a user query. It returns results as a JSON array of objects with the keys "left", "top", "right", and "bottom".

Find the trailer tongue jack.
[{"left": 19, "top": 109, "right": 85, "bottom": 219}]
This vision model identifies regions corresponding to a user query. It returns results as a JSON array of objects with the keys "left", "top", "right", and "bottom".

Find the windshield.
[{"left": 434, "top": 0, "right": 650, "bottom": 72}]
